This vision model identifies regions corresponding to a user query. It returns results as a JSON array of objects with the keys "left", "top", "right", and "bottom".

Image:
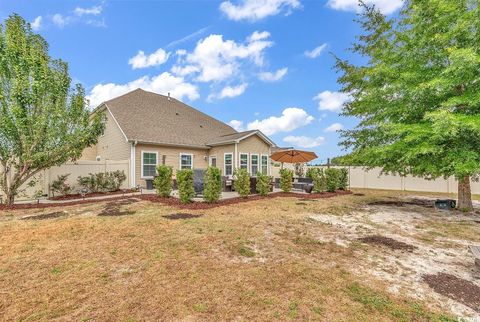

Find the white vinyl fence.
[
  {"left": 272, "top": 164, "right": 480, "bottom": 195},
  {"left": 2, "top": 159, "right": 130, "bottom": 201}
]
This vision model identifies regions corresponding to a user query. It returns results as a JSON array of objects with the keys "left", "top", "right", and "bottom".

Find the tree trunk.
[
  {"left": 457, "top": 176, "right": 474, "bottom": 212},
  {"left": 4, "top": 192, "right": 15, "bottom": 206}
]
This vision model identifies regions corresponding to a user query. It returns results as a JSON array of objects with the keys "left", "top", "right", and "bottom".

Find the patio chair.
[{"left": 193, "top": 169, "right": 206, "bottom": 196}]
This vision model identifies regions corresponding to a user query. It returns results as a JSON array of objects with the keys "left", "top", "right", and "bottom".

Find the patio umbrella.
[{"left": 270, "top": 149, "right": 318, "bottom": 164}]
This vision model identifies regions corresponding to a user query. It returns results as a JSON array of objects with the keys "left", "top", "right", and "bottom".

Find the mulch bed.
[
  {"left": 162, "top": 213, "right": 203, "bottom": 220},
  {"left": 98, "top": 199, "right": 139, "bottom": 217},
  {"left": 0, "top": 190, "right": 352, "bottom": 211},
  {"left": 357, "top": 235, "right": 417, "bottom": 252},
  {"left": 21, "top": 211, "right": 67, "bottom": 220},
  {"left": 423, "top": 273, "right": 480, "bottom": 312},
  {"left": 48, "top": 189, "right": 134, "bottom": 201},
  {"left": 368, "top": 199, "right": 434, "bottom": 208}
]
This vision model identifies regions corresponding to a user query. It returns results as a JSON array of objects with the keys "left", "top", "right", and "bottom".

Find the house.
[{"left": 81, "top": 88, "right": 276, "bottom": 188}]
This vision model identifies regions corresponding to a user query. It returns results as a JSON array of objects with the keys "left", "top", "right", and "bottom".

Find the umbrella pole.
[{"left": 281, "top": 162, "right": 284, "bottom": 170}]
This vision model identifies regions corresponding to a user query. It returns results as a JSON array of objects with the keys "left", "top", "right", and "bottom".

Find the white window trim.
[
  {"left": 250, "top": 154, "right": 259, "bottom": 176},
  {"left": 239, "top": 153, "right": 249, "bottom": 172},
  {"left": 179, "top": 153, "right": 194, "bottom": 170},
  {"left": 209, "top": 155, "right": 217, "bottom": 167},
  {"left": 224, "top": 152, "right": 233, "bottom": 176},
  {"left": 141, "top": 150, "right": 158, "bottom": 179},
  {"left": 261, "top": 154, "right": 269, "bottom": 175}
]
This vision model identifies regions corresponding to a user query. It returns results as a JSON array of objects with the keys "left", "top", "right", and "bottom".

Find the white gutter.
[
  {"left": 130, "top": 141, "right": 137, "bottom": 188},
  {"left": 234, "top": 142, "right": 238, "bottom": 170}
]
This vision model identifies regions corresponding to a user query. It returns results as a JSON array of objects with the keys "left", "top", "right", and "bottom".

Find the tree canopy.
[
  {"left": 336, "top": 0, "right": 480, "bottom": 210},
  {"left": 0, "top": 14, "right": 105, "bottom": 204}
]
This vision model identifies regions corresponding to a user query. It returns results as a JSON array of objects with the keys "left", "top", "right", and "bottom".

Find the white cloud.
[
  {"left": 166, "top": 26, "right": 210, "bottom": 48},
  {"left": 74, "top": 5, "right": 102, "bottom": 16},
  {"left": 52, "top": 14, "right": 68, "bottom": 28},
  {"left": 87, "top": 72, "right": 199, "bottom": 108},
  {"left": 327, "top": 0, "right": 403, "bottom": 15},
  {"left": 246, "top": 107, "right": 314, "bottom": 135},
  {"left": 31, "top": 16, "right": 42, "bottom": 31},
  {"left": 220, "top": 0, "right": 301, "bottom": 21},
  {"left": 259, "top": 67, "right": 288, "bottom": 82},
  {"left": 172, "top": 31, "right": 273, "bottom": 83},
  {"left": 324, "top": 122, "right": 344, "bottom": 132},
  {"left": 209, "top": 83, "right": 248, "bottom": 101},
  {"left": 229, "top": 120, "right": 244, "bottom": 131},
  {"left": 305, "top": 43, "right": 327, "bottom": 58},
  {"left": 283, "top": 135, "right": 325, "bottom": 148},
  {"left": 314, "top": 90, "right": 350, "bottom": 112},
  {"left": 128, "top": 49, "right": 170, "bottom": 69}
]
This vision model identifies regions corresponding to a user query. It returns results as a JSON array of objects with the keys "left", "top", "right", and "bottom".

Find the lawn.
[{"left": 0, "top": 190, "right": 478, "bottom": 321}]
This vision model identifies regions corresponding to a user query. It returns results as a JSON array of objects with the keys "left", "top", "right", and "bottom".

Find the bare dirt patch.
[
  {"left": 358, "top": 235, "right": 417, "bottom": 252},
  {"left": 21, "top": 211, "right": 67, "bottom": 220},
  {"left": 98, "top": 198, "right": 139, "bottom": 217},
  {"left": 162, "top": 213, "right": 203, "bottom": 220},
  {"left": 423, "top": 273, "right": 480, "bottom": 313},
  {"left": 368, "top": 199, "right": 434, "bottom": 208}
]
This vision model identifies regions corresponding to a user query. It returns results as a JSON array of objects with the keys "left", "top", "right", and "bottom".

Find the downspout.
[
  {"left": 234, "top": 141, "right": 238, "bottom": 170},
  {"left": 130, "top": 141, "right": 137, "bottom": 188}
]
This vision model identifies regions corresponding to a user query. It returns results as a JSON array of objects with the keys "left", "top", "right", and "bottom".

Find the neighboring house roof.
[{"left": 100, "top": 89, "right": 275, "bottom": 148}]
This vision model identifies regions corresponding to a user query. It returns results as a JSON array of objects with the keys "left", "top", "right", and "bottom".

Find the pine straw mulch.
[
  {"left": 0, "top": 190, "right": 352, "bottom": 211},
  {"left": 423, "top": 273, "right": 480, "bottom": 313},
  {"left": 357, "top": 235, "right": 418, "bottom": 252}
]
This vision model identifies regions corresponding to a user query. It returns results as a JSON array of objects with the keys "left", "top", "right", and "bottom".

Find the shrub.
[
  {"left": 154, "top": 165, "right": 173, "bottom": 197},
  {"left": 234, "top": 168, "right": 250, "bottom": 198},
  {"left": 77, "top": 170, "right": 127, "bottom": 193},
  {"left": 177, "top": 169, "right": 195, "bottom": 203},
  {"left": 77, "top": 174, "right": 96, "bottom": 192},
  {"left": 305, "top": 167, "right": 319, "bottom": 179},
  {"left": 256, "top": 171, "right": 272, "bottom": 196},
  {"left": 50, "top": 174, "right": 72, "bottom": 196},
  {"left": 279, "top": 168, "right": 294, "bottom": 192},
  {"left": 325, "top": 168, "right": 339, "bottom": 192},
  {"left": 203, "top": 167, "right": 222, "bottom": 203},
  {"left": 109, "top": 170, "right": 127, "bottom": 190},
  {"left": 338, "top": 168, "right": 349, "bottom": 190},
  {"left": 312, "top": 168, "right": 327, "bottom": 193}
]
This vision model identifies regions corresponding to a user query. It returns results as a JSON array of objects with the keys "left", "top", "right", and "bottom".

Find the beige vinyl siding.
[
  {"left": 237, "top": 135, "right": 270, "bottom": 175},
  {"left": 95, "top": 109, "right": 130, "bottom": 161},
  {"left": 208, "top": 144, "right": 235, "bottom": 176},
  {"left": 135, "top": 144, "right": 209, "bottom": 187},
  {"left": 80, "top": 145, "right": 97, "bottom": 161}
]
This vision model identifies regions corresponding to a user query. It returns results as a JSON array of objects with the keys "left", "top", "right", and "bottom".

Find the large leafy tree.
[
  {"left": 336, "top": 0, "right": 480, "bottom": 211},
  {"left": 0, "top": 14, "right": 105, "bottom": 205}
]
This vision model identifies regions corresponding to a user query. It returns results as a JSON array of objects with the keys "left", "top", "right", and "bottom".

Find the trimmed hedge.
[
  {"left": 154, "top": 165, "right": 173, "bottom": 197},
  {"left": 177, "top": 169, "right": 195, "bottom": 204},
  {"left": 234, "top": 168, "right": 250, "bottom": 198},
  {"left": 279, "top": 168, "right": 294, "bottom": 192},
  {"left": 203, "top": 167, "right": 222, "bottom": 203},
  {"left": 256, "top": 171, "right": 272, "bottom": 196},
  {"left": 325, "top": 168, "right": 339, "bottom": 192},
  {"left": 312, "top": 168, "right": 327, "bottom": 193},
  {"left": 338, "top": 168, "right": 349, "bottom": 190}
]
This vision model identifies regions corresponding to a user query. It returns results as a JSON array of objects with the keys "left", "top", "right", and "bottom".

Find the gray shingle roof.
[{"left": 103, "top": 89, "right": 239, "bottom": 148}]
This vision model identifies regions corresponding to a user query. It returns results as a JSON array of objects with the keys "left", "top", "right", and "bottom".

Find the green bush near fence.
[
  {"left": 77, "top": 170, "right": 126, "bottom": 193},
  {"left": 306, "top": 167, "right": 318, "bottom": 179},
  {"left": 234, "top": 168, "right": 250, "bottom": 198},
  {"left": 154, "top": 165, "right": 173, "bottom": 197},
  {"left": 312, "top": 168, "right": 327, "bottom": 193},
  {"left": 279, "top": 168, "right": 294, "bottom": 192},
  {"left": 256, "top": 171, "right": 272, "bottom": 196},
  {"left": 50, "top": 174, "right": 72, "bottom": 196},
  {"left": 177, "top": 169, "right": 195, "bottom": 203},
  {"left": 325, "top": 168, "right": 339, "bottom": 192},
  {"left": 203, "top": 167, "right": 222, "bottom": 203},
  {"left": 338, "top": 168, "right": 349, "bottom": 190}
]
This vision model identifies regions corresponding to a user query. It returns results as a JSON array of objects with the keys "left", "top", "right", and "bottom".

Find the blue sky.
[{"left": 1, "top": 0, "right": 403, "bottom": 163}]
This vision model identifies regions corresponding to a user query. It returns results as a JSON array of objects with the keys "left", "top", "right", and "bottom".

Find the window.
[
  {"left": 224, "top": 153, "right": 233, "bottom": 176},
  {"left": 261, "top": 155, "right": 268, "bottom": 174},
  {"left": 180, "top": 154, "right": 193, "bottom": 170},
  {"left": 142, "top": 152, "right": 157, "bottom": 178},
  {"left": 251, "top": 154, "right": 259, "bottom": 175},
  {"left": 209, "top": 156, "right": 217, "bottom": 167},
  {"left": 240, "top": 153, "right": 249, "bottom": 171}
]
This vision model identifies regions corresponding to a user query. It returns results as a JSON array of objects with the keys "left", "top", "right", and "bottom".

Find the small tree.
[
  {"left": 279, "top": 168, "right": 293, "bottom": 192},
  {"left": 177, "top": 169, "right": 195, "bottom": 204},
  {"left": 338, "top": 168, "right": 349, "bottom": 190},
  {"left": 154, "top": 165, "right": 173, "bottom": 197},
  {"left": 325, "top": 168, "right": 339, "bottom": 192},
  {"left": 234, "top": 168, "right": 250, "bottom": 198},
  {"left": 312, "top": 168, "right": 327, "bottom": 193},
  {"left": 203, "top": 167, "right": 222, "bottom": 203},
  {"left": 0, "top": 15, "right": 105, "bottom": 205},
  {"left": 256, "top": 171, "right": 272, "bottom": 196},
  {"left": 50, "top": 174, "right": 72, "bottom": 197}
]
